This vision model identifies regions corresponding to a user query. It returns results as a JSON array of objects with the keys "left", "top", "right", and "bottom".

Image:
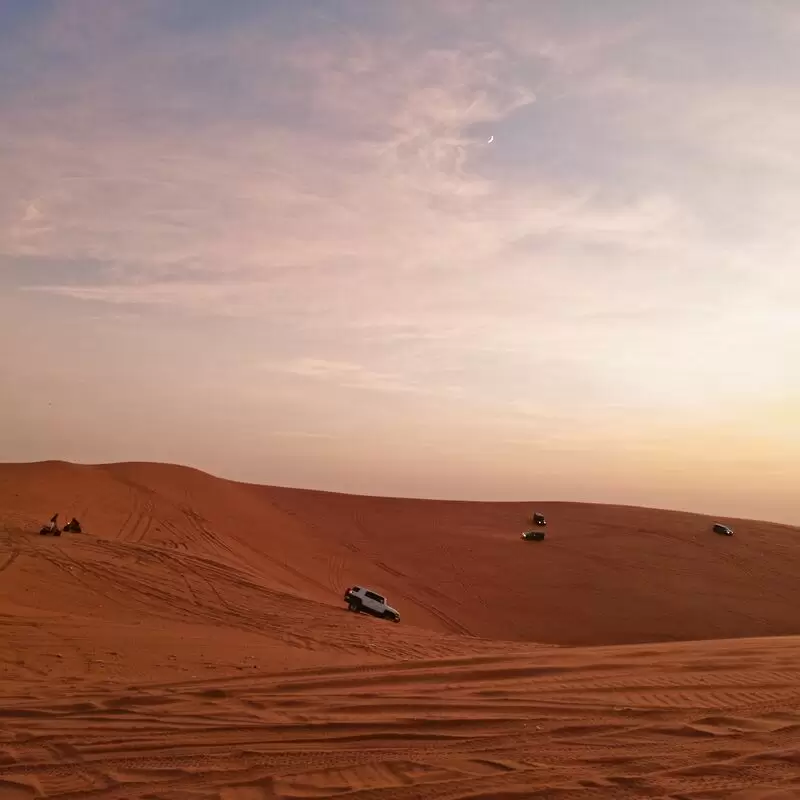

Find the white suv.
[{"left": 344, "top": 586, "right": 401, "bottom": 623}]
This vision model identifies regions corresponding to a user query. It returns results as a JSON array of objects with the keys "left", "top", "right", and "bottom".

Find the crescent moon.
[{"left": 487, "top": 135, "right": 494, "bottom": 143}]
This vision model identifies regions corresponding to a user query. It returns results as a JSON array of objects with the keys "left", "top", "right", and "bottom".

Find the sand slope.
[
  {"left": 1, "top": 636, "right": 799, "bottom": 799},
  {"left": 1, "top": 460, "right": 799, "bottom": 798},
  {"left": 2, "top": 460, "right": 799, "bottom": 645}
]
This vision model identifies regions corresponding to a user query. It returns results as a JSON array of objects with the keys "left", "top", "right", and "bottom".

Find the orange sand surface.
[{"left": 1, "top": 460, "right": 799, "bottom": 798}]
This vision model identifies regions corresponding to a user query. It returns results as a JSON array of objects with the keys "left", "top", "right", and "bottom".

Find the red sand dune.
[{"left": 1, "top": 460, "right": 799, "bottom": 799}]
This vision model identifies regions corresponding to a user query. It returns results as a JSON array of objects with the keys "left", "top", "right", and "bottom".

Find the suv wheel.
[{"left": 348, "top": 601, "right": 361, "bottom": 612}]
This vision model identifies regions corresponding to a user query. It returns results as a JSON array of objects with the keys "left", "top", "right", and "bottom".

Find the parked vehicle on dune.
[
  {"left": 521, "top": 530, "right": 545, "bottom": 541},
  {"left": 713, "top": 523, "right": 734, "bottom": 536},
  {"left": 344, "top": 586, "right": 401, "bottom": 623},
  {"left": 532, "top": 512, "right": 546, "bottom": 526}
]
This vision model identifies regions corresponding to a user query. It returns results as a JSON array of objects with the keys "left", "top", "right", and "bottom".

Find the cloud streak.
[{"left": 267, "top": 358, "right": 464, "bottom": 398}]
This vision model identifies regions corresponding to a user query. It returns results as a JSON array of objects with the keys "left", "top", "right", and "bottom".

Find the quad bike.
[{"left": 40, "top": 525, "right": 61, "bottom": 536}]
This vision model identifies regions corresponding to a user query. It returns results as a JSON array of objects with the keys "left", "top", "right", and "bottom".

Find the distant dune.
[{"left": 1, "top": 460, "right": 799, "bottom": 799}]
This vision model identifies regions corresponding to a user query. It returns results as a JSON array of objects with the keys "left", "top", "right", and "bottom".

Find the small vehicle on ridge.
[
  {"left": 521, "top": 530, "right": 545, "bottom": 542},
  {"left": 713, "top": 522, "right": 734, "bottom": 536}
]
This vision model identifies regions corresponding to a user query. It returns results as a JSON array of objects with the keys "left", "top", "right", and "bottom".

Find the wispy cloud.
[
  {"left": 267, "top": 357, "right": 464, "bottom": 397},
  {"left": 269, "top": 430, "right": 337, "bottom": 440},
  {"left": 0, "top": 4, "right": 681, "bottom": 304}
]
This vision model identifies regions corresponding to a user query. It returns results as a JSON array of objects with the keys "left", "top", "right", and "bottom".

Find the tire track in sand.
[
  {"left": 0, "top": 543, "right": 20, "bottom": 575},
  {"left": 0, "top": 639, "right": 798, "bottom": 799}
]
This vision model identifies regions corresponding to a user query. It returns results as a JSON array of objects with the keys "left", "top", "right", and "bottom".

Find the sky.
[{"left": 2, "top": 1, "right": 800, "bottom": 523}]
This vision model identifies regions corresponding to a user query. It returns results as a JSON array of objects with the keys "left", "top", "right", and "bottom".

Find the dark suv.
[{"left": 713, "top": 523, "right": 734, "bottom": 536}]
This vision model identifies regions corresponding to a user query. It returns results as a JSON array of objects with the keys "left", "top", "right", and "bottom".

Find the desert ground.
[{"left": 1, "top": 460, "right": 799, "bottom": 799}]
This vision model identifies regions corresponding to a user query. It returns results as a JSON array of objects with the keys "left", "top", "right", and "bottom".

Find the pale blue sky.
[{"left": 2, "top": 1, "right": 800, "bottom": 522}]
